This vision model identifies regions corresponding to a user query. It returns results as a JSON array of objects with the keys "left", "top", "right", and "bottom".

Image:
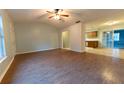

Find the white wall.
[
  {"left": 0, "top": 10, "right": 16, "bottom": 82},
  {"left": 14, "top": 22, "right": 59, "bottom": 54},
  {"left": 61, "top": 23, "right": 85, "bottom": 52}
]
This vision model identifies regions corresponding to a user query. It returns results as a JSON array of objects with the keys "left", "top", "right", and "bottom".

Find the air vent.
[{"left": 75, "top": 20, "right": 80, "bottom": 23}]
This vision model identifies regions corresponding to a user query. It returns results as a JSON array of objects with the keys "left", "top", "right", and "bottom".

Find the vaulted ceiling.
[{"left": 7, "top": 9, "right": 124, "bottom": 29}]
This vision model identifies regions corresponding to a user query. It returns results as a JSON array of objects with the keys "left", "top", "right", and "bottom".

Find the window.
[
  {"left": 114, "top": 33, "right": 120, "bottom": 41},
  {"left": 0, "top": 16, "right": 5, "bottom": 60}
]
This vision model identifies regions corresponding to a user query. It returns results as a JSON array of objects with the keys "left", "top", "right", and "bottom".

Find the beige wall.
[
  {"left": 61, "top": 23, "right": 85, "bottom": 52},
  {"left": 14, "top": 22, "right": 59, "bottom": 54},
  {"left": 0, "top": 10, "right": 16, "bottom": 82}
]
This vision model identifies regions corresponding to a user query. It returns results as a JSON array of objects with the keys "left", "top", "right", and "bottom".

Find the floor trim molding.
[
  {"left": 16, "top": 48, "right": 60, "bottom": 55},
  {"left": 0, "top": 57, "right": 15, "bottom": 83},
  {"left": 61, "top": 48, "right": 84, "bottom": 53}
]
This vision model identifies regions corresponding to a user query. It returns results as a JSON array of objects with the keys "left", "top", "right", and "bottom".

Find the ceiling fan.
[{"left": 46, "top": 9, "right": 69, "bottom": 21}]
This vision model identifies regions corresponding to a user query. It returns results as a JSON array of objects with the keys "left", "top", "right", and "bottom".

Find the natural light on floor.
[{"left": 85, "top": 47, "right": 124, "bottom": 59}]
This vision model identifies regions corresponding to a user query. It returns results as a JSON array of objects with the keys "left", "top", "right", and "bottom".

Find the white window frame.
[{"left": 0, "top": 16, "right": 6, "bottom": 63}]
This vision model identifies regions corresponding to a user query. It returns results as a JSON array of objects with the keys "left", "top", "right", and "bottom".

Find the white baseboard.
[
  {"left": 0, "top": 57, "right": 15, "bottom": 83},
  {"left": 62, "top": 48, "right": 71, "bottom": 50},
  {"left": 61, "top": 48, "right": 84, "bottom": 53},
  {"left": 16, "top": 48, "right": 59, "bottom": 55}
]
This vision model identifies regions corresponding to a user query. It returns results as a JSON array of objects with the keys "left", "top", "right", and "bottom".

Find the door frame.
[
  {"left": 102, "top": 30, "right": 114, "bottom": 48},
  {"left": 61, "top": 31, "right": 70, "bottom": 49}
]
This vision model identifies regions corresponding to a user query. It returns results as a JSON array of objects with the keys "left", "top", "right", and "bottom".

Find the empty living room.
[{"left": 0, "top": 9, "right": 124, "bottom": 84}]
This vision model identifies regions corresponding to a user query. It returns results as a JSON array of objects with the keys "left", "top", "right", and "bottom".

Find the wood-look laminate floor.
[{"left": 1, "top": 49, "right": 124, "bottom": 84}]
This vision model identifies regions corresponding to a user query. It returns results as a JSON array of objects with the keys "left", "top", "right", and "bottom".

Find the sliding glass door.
[
  {"left": 102, "top": 29, "right": 124, "bottom": 49},
  {"left": 114, "top": 29, "right": 124, "bottom": 49},
  {"left": 102, "top": 31, "right": 113, "bottom": 48}
]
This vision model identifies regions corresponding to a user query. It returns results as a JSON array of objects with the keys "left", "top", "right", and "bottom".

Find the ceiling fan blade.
[
  {"left": 46, "top": 11, "right": 53, "bottom": 14},
  {"left": 60, "top": 14, "right": 69, "bottom": 17},
  {"left": 48, "top": 16, "right": 54, "bottom": 19}
]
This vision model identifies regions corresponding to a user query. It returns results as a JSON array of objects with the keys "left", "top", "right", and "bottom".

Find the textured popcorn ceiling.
[{"left": 7, "top": 9, "right": 124, "bottom": 29}]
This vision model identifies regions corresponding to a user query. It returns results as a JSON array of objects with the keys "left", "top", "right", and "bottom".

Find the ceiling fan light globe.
[{"left": 54, "top": 15, "right": 60, "bottom": 20}]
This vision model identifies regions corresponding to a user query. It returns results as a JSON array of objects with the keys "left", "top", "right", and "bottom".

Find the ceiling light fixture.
[
  {"left": 54, "top": 14, "right": 60, "bottom": 20},
  {"left": 46, "top": 9, "right": 69, "bottom": 21}
]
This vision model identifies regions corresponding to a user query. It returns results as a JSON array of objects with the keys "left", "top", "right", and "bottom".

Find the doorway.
[
  {"left": 62, "top": 31, "right": 70, "bottom": 49},
  {"left": 102, "top": 31, "right": 113, "bottom": 48},
  {"left": 102, "top": 29, "right": 124, "bottom": 49}
]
